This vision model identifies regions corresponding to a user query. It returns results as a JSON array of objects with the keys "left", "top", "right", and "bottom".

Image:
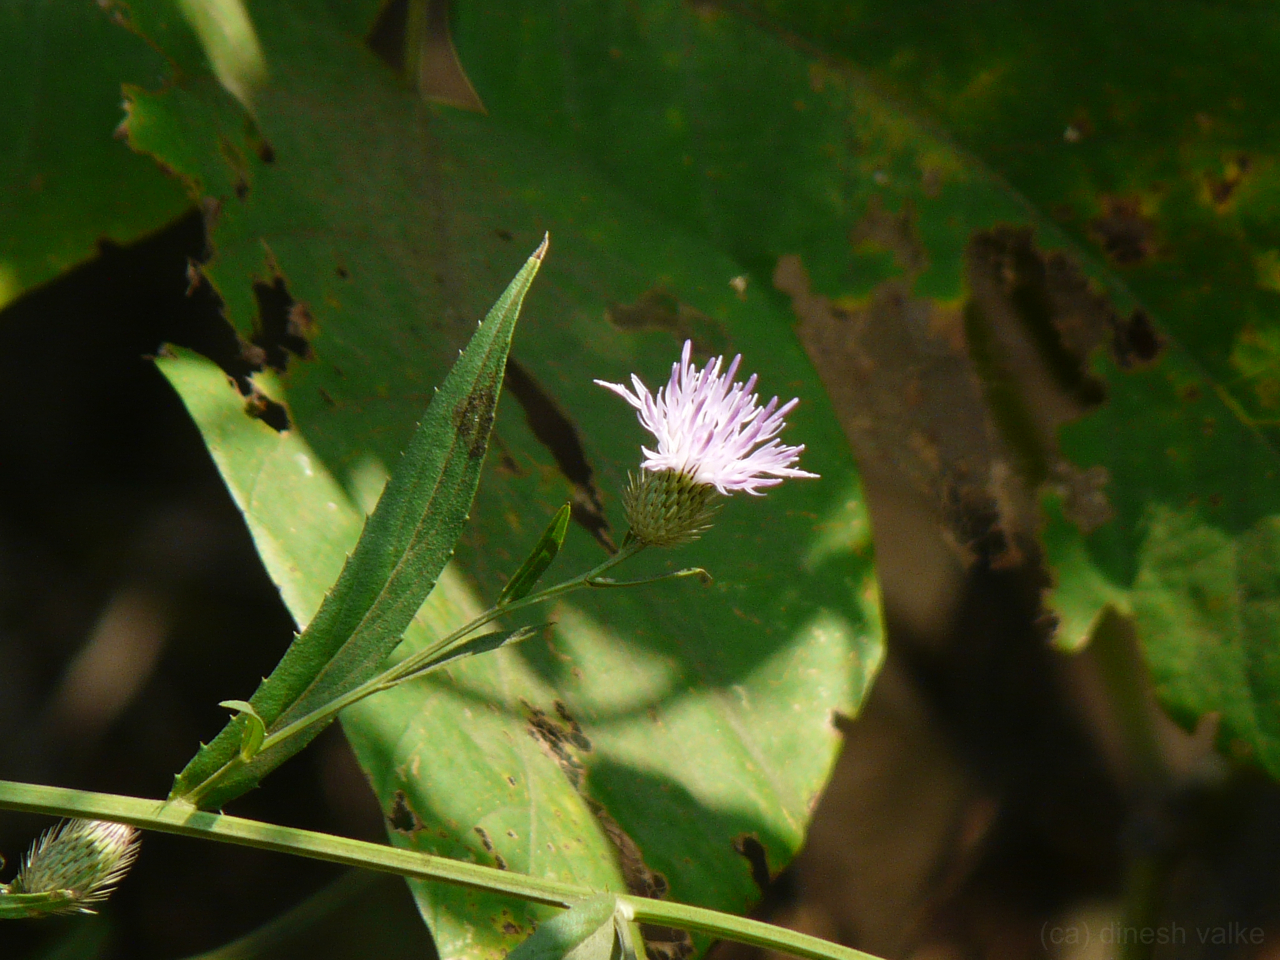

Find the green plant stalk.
[
  {"left": 182, "top": 540, "right": 648, "bottom": 809},
  {"left": 0, "top": 888, "right": 77, "bottom": 919},
  {"left": 0, "top": 779, "right": 881, "bottom": 960}
]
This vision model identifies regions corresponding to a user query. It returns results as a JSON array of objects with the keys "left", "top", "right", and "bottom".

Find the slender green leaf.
[
  {"left": 498, "top": 503, "right": 572, "bottom": 605},
  {"left": 169, "top": 241, "right": 546, "bottom": 808},
  {"left": 400, "top": 625, "right": 546, "bottom": 681}
]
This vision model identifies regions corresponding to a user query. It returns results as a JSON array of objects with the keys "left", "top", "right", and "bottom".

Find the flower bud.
[
  {"left": 623, "top": 469, "right": 720, "bottom": 547},
  {"left": 9, "top": 819, "right": 140, "bottom": 915}
]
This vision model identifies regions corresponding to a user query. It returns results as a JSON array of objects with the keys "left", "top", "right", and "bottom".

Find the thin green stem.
[
  {"left": 268, "top": 539, "right": 643, "bottom": 747},
  {"left": 182, "top": 542, "right": 645, "bottom": 808},
  {"left": 0, "top": 779, "right": 881, "bottom": 960},
  {"left": 0, "top": 888, "right": 77, "bottom": 919}
]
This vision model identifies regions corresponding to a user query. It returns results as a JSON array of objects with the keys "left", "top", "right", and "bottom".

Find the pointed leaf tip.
[
  {"left": 218, "top": 700, "right": 266, "bottom": 762},
  {"left": 533, "top": 233, "right": 550, "bottom": 261},
  {"left": 498, "top": 502, "right": 572, "bottom": 605}
]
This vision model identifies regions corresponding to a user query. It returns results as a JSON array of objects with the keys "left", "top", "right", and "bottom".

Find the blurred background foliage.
[{"left": 5, "top": 2, "right": 1280, "bottom": 960}]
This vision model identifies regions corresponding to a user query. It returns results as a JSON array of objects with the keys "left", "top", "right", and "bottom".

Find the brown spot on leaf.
[
  {"left": 605, "top": 287, "right": 728, "bottom": 354},
  {"left": 470, "top": 828, "right": 507, "bottom": 871},
  {"left": 966, "top": 227, "right": 1110, "bottom": 417},
  {"left": 522, "top": 700, "right": 671, "bottom": 933},
  {"left": 641, "top": 925, "right": 694, "bottom": 960},
  {"left": 963, "top": 227, "right": 1124, "bottom": 539},
  {"left": 921, "top": 166, "right": 943, "bottom": 198},
  {"left": 502, "top": 922, "right": 523, "bottom": 936},
  {"left": 1055, "top": 463, "right": 1114, "bottom": 533},
  {"left": 852, "top": 197, "right": 928, "bottom": 277},
  {"left": 504, "top": 360, "right": 614, "bottom": 550},
  {"left": 588, "top": 797, "right": 669, "bottom": 899},
  {"left": 453, "top": 383, "right": 498, "bottom": 460},
  {"left": 1112, "top": 308, "right": 1162, "bottom": 367},
  {"left": 287, "top": 301, "right": 316, "bottom": 341},
  {"left": 1206, "top": 153, "right": 1250, "bottom": 206},
  {"left": 555, "top": 700, "right": 593, "bottom": 751},
  {"left": 1090, "top": 196, "right": 1156, "bottom": 265},
  {"left": 525, "top": 700, "right": 587, "bottom": 789},
  {"left": 387, "top": 789, "right": 423, "bottom": 834}
]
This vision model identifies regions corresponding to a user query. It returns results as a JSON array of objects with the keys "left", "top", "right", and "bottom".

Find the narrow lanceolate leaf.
[
  {"left": 400, "top": 625, "right": 546, "bottom": 681},
  {"left": 497, "top": 502, "right": 572, "bottom": 605},
  {"left": 171, "top": 240, "right": 547, "bottom": 809}
]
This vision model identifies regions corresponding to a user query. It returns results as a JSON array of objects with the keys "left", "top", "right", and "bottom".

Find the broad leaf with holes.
[
  {"left": 449, "top": 0, "right": 1280, "bottom": 779},
  {"left": 125, "top": 2, "right": 881, "bottom": 958},
  {"left": 0, "top": 0, "right": 188, "bottom": 310},
  {"left": 730, "top": 0, "right": 1280, "bottom": 772}
]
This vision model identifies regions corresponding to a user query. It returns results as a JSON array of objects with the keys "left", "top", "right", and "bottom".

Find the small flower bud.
[
  {"left": 9, "top": 820, "right": 140, "bottom": 915},
  {"left": 623, "top": 469, "right": 720, "bottom": 547}
]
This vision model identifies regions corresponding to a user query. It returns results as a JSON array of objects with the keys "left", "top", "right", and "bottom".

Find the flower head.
[
  {"left": 9, "top": 819, "right": 141, "bottom": 915},
  {"left": 595, "top": 340, "right": 818, "bottom": 496}
]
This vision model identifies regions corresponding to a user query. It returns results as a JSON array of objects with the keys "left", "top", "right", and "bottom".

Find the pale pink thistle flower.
[{"left": 596, "top": 341, "right": 817, "bottom": 545}]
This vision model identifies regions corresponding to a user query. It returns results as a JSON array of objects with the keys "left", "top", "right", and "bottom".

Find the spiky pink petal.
[{"left": 595, "top": 341, "right": 818, "bottom": 495}]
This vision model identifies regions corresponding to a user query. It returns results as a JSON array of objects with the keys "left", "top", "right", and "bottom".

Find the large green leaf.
[
  {"left": 744, "top": 0, "right": 1280, "bottom": 435},
  {"left": 126, "top": 2, "right": 882, "bottom": 958},
  {"left": 449, "top": 1, "right": 1280, "bottom": 777},
  {"left": 731, "top": 0, "right": 1280, "bottom": 768},
  {"left": 0, "top": 0, "right": 188, "bottom": 308}
]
